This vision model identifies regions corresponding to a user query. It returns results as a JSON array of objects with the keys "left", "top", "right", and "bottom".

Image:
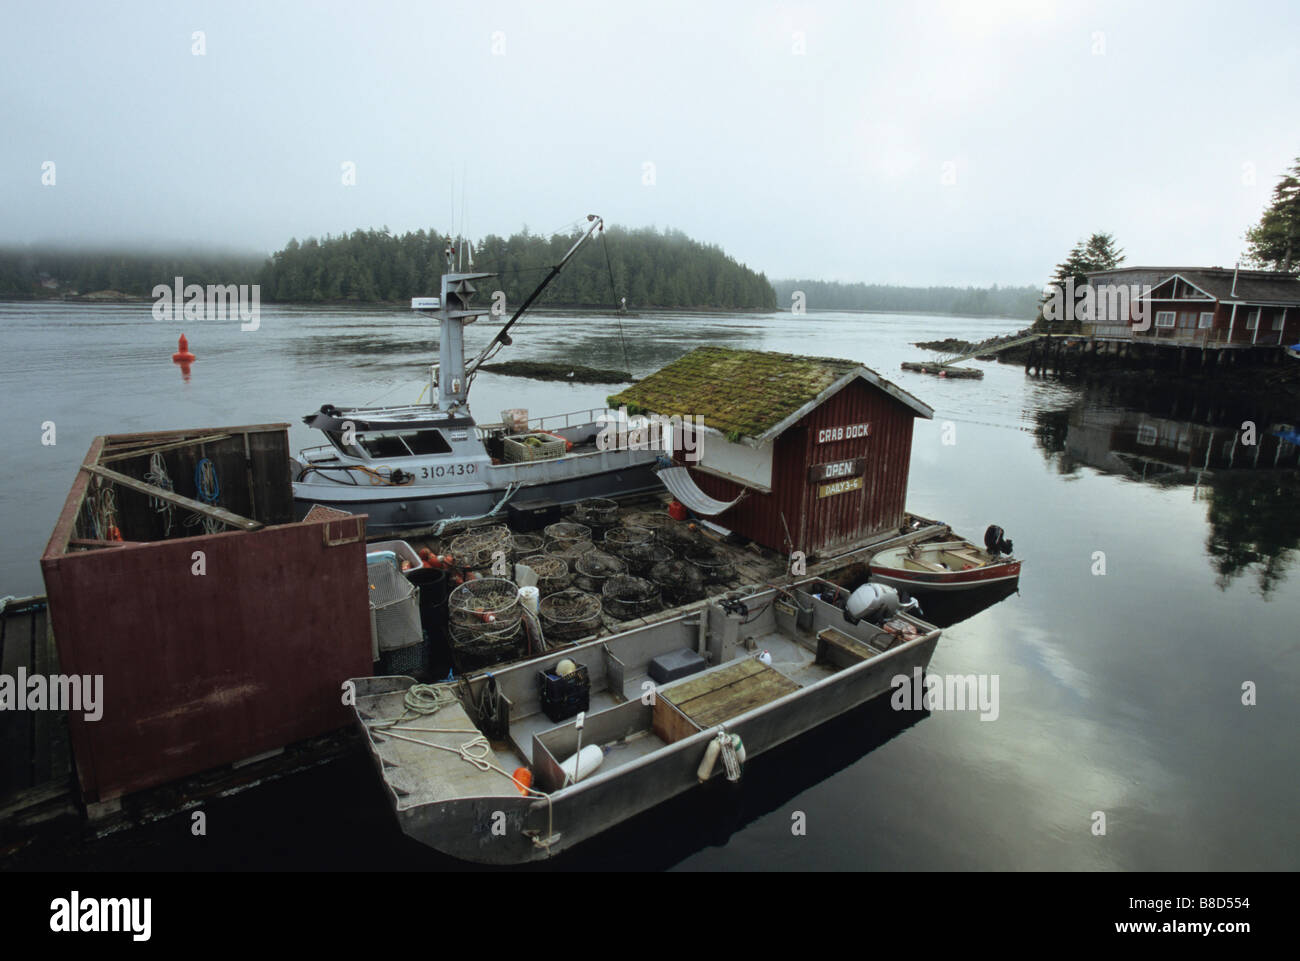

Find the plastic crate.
[
  {"left": 503, "top": 432, "right": 566, "bottom": 463},
  {"left": 539, "top": 663, "right": 589, "bottom": 723},
  {"left": 367, "top": 539, "right": 421, "bottom": 572}
]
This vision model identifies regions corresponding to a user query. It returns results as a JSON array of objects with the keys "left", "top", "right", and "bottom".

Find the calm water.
[{"left": 2, "top": 302, "right": 1296, "bottom": 871}]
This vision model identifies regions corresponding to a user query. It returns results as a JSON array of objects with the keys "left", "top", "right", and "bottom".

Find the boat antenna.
[{"left": 465, "top": 214, "right": 606, "bottom": 379}]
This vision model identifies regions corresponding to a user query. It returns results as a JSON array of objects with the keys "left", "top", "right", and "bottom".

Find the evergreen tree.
[{"left": 1244, "top": 157, "right": 1300, "bottom": 274}]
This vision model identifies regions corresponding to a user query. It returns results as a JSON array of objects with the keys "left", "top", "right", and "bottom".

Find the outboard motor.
[
  {"left": 984, "top": 524, "right": 1013, "bottom": 557},
  {"left": 843, "top": 583, "right": 920, "bottom": 626}
]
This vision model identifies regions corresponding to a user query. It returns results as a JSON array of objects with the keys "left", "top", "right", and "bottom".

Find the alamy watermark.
[
  {"left": 152, "top": 276, "right": 260, "bottom": 331},
  {"left": 1, "top": 668, "right": 103, "bottom": 721},
  {"left": 1042, "top": 279, "right": 1154, "bottom": 330},
  {"left": 596, "top": 406, "right": 704, "bottom": 462},
  {"left": 50, "top": 891, "right": 150, "bottom": 941},
  {"left": 890, "top": 667, "right": 999, "bottom": 721}
]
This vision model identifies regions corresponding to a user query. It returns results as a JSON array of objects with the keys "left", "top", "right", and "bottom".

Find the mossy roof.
[{"left": 608, "top": 346, "right": 931, "bottom": 441}]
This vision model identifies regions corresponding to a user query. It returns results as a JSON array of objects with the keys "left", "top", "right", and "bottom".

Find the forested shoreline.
[
  {"left": 1, "top": 226, "right": 1039, "bottom": 318},
  {"left": 771, "top": 278, "right": 1041, "bottom": 319},
  {"left": 0, "top": 225, "right": 777, "bottom": 310}
]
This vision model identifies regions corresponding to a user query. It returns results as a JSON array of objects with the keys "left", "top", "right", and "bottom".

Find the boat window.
[
  {"left": 327, "top": 432, "right": 367, "bottom": 458},
  {"left": 358, "top": 433, "right": 414, "bottom": 458},
  {"left": 399, "top": 430, "right": 454, "bottom": 455}
]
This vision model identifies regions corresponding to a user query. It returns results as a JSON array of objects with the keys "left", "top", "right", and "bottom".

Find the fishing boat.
[
  {"left": 348, "top": 578, "right": 941, "bottom": 863},
  {"left": 291, "top": 216, "right": 662, "bottom": 532},
  {"left": 868, "top": 537, "right": 1021, "bottom": 592}
]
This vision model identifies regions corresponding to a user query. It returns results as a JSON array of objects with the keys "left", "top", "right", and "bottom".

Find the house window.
[
  {"left": 1199, "top": 312, "right": 1214, "bottom": 328},
  {"left": 1244, "top": 309, "right": 1260, "bottom": 330},
  {"left": 1136, "top": 424, "right": 1157, "bottom": 445},
  {"left": 1155, "top": 311, "right": 1176, "bottom": 328},
  {"left": 1273, "top": 313, "right": 1285, "bottom": 331}
]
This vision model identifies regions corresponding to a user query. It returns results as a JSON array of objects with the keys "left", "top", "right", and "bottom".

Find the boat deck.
[
  {"left": 505, "top": 626, "right": 834, "bottom": 772},
  {"left": 361, "top": 696, "right": 523, "bottom": 805}
]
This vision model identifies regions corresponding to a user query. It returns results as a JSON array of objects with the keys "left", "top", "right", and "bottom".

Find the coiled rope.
[
  {"left": 186, "top": 457, "right": 223, "bottom": 534},
  {"left": 144, "top": 452, "right": 175, "bottom": 536}
]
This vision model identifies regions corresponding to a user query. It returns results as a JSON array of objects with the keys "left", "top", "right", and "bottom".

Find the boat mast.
[
  {"left": 412, "top": 214, "right": 604, "bottom": 413},
  {"left": 412, "top": 240, "right": 494, "bottom": 412}
]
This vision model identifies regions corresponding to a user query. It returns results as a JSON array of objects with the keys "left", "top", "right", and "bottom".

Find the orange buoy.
[
  {"left": 172, "top": 334, "right": 196, "bottom": 363},
  {"left": 668, "top": 499, "right": 688, "bottom": 521},
  {"left": 512, "top": 767, "right": 533, "bottom": 795}
]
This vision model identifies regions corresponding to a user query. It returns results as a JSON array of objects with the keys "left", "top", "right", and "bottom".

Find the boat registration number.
[
  {"left": 419, "top": 463, "right": 477, "bottom": 479},
  {"left": 817, "top": 477, "right": 863, "bottom": 499}
]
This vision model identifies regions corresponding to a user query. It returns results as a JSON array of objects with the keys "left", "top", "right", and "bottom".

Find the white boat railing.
[{"left": 527, "top": 408, "right": 614, "bottom": 431}]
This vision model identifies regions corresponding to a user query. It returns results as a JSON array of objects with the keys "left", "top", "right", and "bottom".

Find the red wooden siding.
[{"left": 677, "top": 378, "right": 919, "bottom": 556}]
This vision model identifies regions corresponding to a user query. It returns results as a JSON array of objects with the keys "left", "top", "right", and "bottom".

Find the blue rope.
[{"left": 195, "top": 458, "right": 220, "bottom": 504}]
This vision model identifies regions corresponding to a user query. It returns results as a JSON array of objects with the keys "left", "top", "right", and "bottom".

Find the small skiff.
[{"left": 869, "top": 539, "right": 1020, "bottom": 592}]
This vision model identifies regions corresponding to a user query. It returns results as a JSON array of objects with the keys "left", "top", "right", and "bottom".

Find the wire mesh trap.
[
  {"left": 603, "top": 525, "right": 653, "bottom": 552},
  {"left": 543, "top": 521, "right": 591, "bottom": 548},
  {"left": 538, "top": 589, "right": 603, "bottom": 642},
  {"left": 544, "top": 538, "right": 595, "bottom": 569},
  {"left": 601, "top": 574, "right": 662, "bottom": 620},
  {"left": 615, "top": 541, "right": 674, "bottom": 577},
  {"left": 449, "top": 525, "right": 513, "bottom": 571},
  {"left": 509, "top": 532, "right": 544, "bottom": 558},
  {"left": 448, "top": 577, "right": 522, "bottom": 634},
  {"left": 567, "top": 497, "right": 619, "bottom": 534},
  {"left": 449, "top": 619, "right": 526, "bottom": 673},
  {"left": 520, "top": 554, "right": 572, "bottom": 595},
  {"left": 572, "top": 550, "right": 627, "bottom": 593},
  {"left": 622, "top": 511, "right": 674, "bottom": 540},
  {"left": 649, "top": 559, "right": 707, "bottom": 605},
  {"left": 685, "top": 545, "right": 736, "bottom": 584}
]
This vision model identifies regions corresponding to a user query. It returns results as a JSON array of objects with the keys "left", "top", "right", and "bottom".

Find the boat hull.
[
  {"left": 869, "top": 560, "right": 1021, "bottom": 592},
  {"left": 384, "top": 627, "right": 940, "bottom": 864},
  {"left": 292, "top": 457, "right": 660, "bottom": 532}
]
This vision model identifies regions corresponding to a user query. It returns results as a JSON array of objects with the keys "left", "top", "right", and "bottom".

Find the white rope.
[
  {"left": 432, "top": 481, "right": 521, "bottom": 538},
  {"left": 144, "top": 452, "right": 175, "bottom": 536},
  {"left": 368, "top": 686, "right": 558, "bottom": 853}
]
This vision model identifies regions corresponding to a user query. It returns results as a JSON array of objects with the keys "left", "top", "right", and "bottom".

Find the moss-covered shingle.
[{"left": 608, "top": 347, "right": 861, "bottom": 439}]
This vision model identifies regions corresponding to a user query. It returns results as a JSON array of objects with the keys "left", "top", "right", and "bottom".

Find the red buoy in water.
[{"left": 172, "top": 334, "right": 196, "bottom": 363}]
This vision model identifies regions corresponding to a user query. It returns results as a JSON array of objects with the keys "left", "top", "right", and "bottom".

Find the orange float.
[{"left": 512, "top": 767, "right": 533, "bottom": 795}]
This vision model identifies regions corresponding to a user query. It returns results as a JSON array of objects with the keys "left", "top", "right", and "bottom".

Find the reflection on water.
[
  {"left": 1034, "top": 382, "right": 1300, "bottom": 596},
  {"left": 910, "top": 581, "right": 1021, "bottom": 629}
]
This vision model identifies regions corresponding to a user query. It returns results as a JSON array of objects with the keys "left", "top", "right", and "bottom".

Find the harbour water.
[{"left": 1, "top": 302, "right": 1296, "bottom": 870}]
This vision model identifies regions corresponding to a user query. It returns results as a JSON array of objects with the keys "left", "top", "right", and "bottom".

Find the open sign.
[{"left": 807, "top": 458, "right": 865, "bottom": 483}]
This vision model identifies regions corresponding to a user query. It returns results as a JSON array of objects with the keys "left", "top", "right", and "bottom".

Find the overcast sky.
[{"left": 2, "top": 0, "right": 1297, "bottom": 286}]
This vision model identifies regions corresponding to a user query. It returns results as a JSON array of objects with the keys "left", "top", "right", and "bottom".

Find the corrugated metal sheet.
[
  {"left": 655, "top": 466, "right": 742, "bottom": 515},
  {"left": 677, "top": 379, "right": 920, "bottom": 556}
]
